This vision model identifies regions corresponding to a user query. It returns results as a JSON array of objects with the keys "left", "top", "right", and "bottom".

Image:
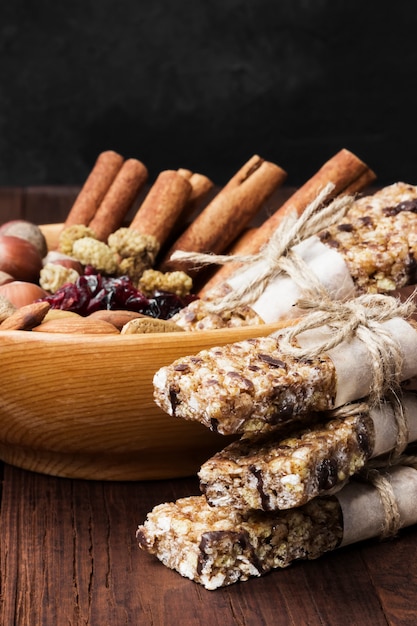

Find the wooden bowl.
[
  {"left": 0, "top": 224, "right": 291, "bottom": 480},
  {"left": 0, "top": 323, "right": 288, "bottom": 481}
]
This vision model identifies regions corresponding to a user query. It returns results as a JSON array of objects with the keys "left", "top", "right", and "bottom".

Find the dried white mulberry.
[
  {"left": 40, "top": 263, "right": 81, "bottom": 293},
  {"left": 59, "top": 225, "right": 97, "bottom": 256},
  {"left": 71, "top": 238, "right": 119, "bottom": 275},
  {"left": 139, "top": 269, "right": 193, "bottom": 297}
]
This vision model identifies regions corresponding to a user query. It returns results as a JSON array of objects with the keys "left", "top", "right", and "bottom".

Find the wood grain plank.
[
  {"left": 288, "top": 549, "right": 388, "bottom": 626},
  {"left": 0, "top": 187, "right": 24, "bottom": 223},
  {"left": 220, "top": 548, "right": 389, "bottom": 626},
  {"left": 1, "top": 464, "right": 415, "bottom": 626},
  {"left": 360, "top": 527, "right": 417, "bottom": 626},
  {"left": 22, "top": 186, "right": 80, "bottom": 225}
]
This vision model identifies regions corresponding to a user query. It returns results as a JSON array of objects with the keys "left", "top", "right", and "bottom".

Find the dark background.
[{"left": 1, "top": 1, "right": 416, "bottom": 187}]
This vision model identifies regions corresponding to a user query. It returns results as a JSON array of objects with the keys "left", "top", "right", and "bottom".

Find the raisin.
[
  {"left": 258, "top": 354, "right": 287, "bottom": 369},
  {"left": 317, "top": 458, "right": 338, "bottom": 490},
  {"left": 337, "top": 223, "right": 353, "bottom": 232}
]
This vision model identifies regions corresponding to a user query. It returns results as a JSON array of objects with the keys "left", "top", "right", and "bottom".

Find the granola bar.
[
  {"left": 153, "top": 334, "right": 337, "bottom": 435},
  {"left": 153, "top": 318, "right": 417, "bottom": 435},
  {"left": 171, "top": 298, "right": 264, "bottom": 331},
  {"left": 137, "top": 493, "right": 343, "bottom": 590},
  {"left": 244, "top": 182, "right": 417, "bottom": 324},
  {"left": 317, "top": 182, "right": 417, "bottom": 294},
  {"left": 173, "top": 183, "right": 417, "bottom": 329},
  {"left": 199, "top": 392, "right": 417, "bottom": 511},
  {"left": 137, "top": 465, "right": 417, "bottom": 590},
  {"left": 199, "top": 408, "right": 374, "bottom": 511}
]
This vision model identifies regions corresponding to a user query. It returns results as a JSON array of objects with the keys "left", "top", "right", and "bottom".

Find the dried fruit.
[
  {"left": 39, "top": 263, "right": 81, "bottom": 293},
  {"left": 39, "top": 270, "right": 197, "bottom": 319}
]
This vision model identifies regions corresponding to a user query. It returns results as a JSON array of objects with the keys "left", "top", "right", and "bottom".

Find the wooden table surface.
[
  {"left": 1, "top": 464, "right": 416, "bottom": 626},
  {"left": 0, "top": 186, "right": 417, "bottom": 625}
]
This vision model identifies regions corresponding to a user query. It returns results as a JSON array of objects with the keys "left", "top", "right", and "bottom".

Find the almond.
[
  {"left": 88, "top": 309, "right": 146, "bottom": 331},
  {"left": 0, "top": 301, "right": 51, "bottom": 331},
  {"left": 32, "top": 316, "right": 120, "bottom": 334},
  {"left": 42, "top": 308, "right": 83, "bottom": 322}
]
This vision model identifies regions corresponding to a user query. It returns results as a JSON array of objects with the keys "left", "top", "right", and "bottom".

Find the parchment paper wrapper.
[
  {"left": 371, "top": 392, "right": 417, "bottom": 457},
  {"left": 338, "top": 464, "right": 417, "bottom": 546},
  {"left": 297, "top": 317, "right": 417, "bottom": 407},
  {"left": 227, "top": 236, "right": 356, "bottom": 323}
]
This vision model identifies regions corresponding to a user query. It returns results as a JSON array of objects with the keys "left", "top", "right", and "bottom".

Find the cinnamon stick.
[
  {"left": 342, "top": 165, "right": 377, "bottom": 195},
  {"left": 159, "top": 169, "right": 217, "bottom": 246},
  {"left": 177, "top": 168, "right": 193, "bottom": 178},
  {"left": 64, "top": 150, "right": 124, "bottom": 227},
  {"left": 129, "top": 170, "right": 192, "bottom": 247},
  {"left": 88, "top": 158, "right": 148, "bottom": 241},
  {"left": 159, "top": 155, "right": 287, "bottom": 274},
  {"left": 177, "top": 169, "right": 215, "bottom": 220},
  {"left": 198, "top": 149, "right": 375, "bottom": 296}
]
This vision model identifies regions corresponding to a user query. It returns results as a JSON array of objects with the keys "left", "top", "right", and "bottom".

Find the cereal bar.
[
  {"left": 137, "top": 465, "right": 417, "bottom": 590},
  {"left": 137, "top": 493, "right": 343, "bottom": 590},
  {"left": 170, "top": 298, "right": 264, "bottom": 331},
  {"left": 172, "top": 183, "right": 417, "bottom": 329},
  {"left": 238, "top": 182, "right": 417, "bottom": 324},
  {"left": 199, "top": 408, "right": 374, "bottom": 511},
  {"left": 198, "top": 390, "right": 417, "bottom": 511},
  {"left": 153, "top": 334, "right": 337, "bottom": 435},
  {"left": 153, "top": 317, "right": 417, "bottom": 435},
  {"left": 317, "top": 182, "right": 417, "bottom": 294}
]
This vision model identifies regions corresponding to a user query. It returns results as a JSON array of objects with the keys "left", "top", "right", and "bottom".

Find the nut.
[
  {"left": 0, "top": 294, "right": 16, "bottom": 322},
  {"left": 32, "top": 316, "right": 120, "bottom": 334},
  {"left": 0, "top": 301, "right": 51, "bottom": 331},
  {"left": 88, "top": 309, "right": 147, "bottom": 331},
  {"left": 121, "top": 316, "right": 185, "bottom": 334},
  {"left": 42, "top": 309, "right": 83, "bottom": 322}
]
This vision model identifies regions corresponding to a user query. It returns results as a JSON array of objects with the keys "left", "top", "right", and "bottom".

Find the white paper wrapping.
[
  {"left": 297, "top": 318, "right": 417, "bottom": 407},
  {"left": 338, "top": 465, "right": 417, "bottom": 547},
  {"left": 227, "top": 236, "right": 356, "bottom": 323},
  {"left": 371, "top": 392, "right": 417, "bottom": 457}
]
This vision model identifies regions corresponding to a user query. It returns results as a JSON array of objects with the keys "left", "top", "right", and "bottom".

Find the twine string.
[
  {"left": 330, "top": 389, "right": 412, "bottom": 464},
  {"left": 274, "top": 289, "right": 415, "bottom": 404},
  {"left": 322, "top": 397, "right": 416, "bottom": 540},
  {"left": 360, "top": 447, "right": 417, "bottom": 540},
  {"left": 384, "top": 390, "right": 410, "bottom": 459},
  {"left": 365, "top": 390, "right": 414, "bottom": 466},
  {"left": 338, "top": 395, "right": 417, "bottom": 541},
  {"left": 362, "top": 468, "right": 402, "bottom": 539},
  {"left": 170, "top": 182, "right": 356, "bottom": 313}
]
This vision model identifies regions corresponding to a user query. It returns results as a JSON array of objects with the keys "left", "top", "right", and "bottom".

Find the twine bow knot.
[
  {"left": 171, "top": 182, "right": 355, "bottom": 313},
  {"left": 276, "top": 289, "right": 416, "bottom": 405}
]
